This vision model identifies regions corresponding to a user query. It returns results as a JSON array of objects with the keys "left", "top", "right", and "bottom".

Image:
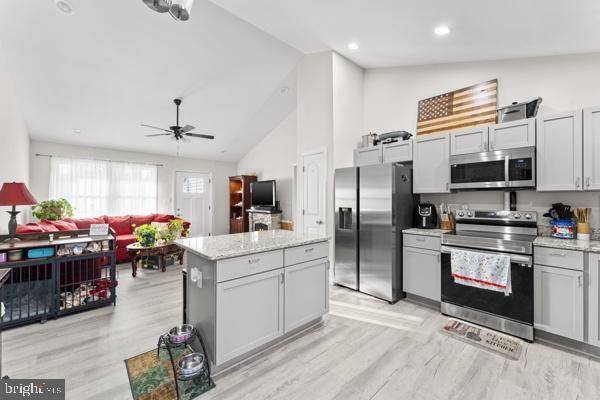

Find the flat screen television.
[{"left": 251, "top": 180, "right": 276, "bottom": 207}]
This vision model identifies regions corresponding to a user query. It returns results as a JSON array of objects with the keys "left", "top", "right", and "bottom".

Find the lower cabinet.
[
  {"left": 216, "top": 268, "right": 284, "bottom": 364},
  {"left": 284, "top": 258, "right": 329, "bottom": 332},
  {"left": 534, "top": 264, "right": 584, "bottom": 341},
  {"left": 589, "top": 253, "right": 600, "bottom": 347},
  {"left": 402, "top": 235, "right": 441, "bottom": 302}
]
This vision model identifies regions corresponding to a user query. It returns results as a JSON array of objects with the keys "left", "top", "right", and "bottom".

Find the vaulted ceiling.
[{"left": 0, "top": 0, "right": 301, "bottom": 161}]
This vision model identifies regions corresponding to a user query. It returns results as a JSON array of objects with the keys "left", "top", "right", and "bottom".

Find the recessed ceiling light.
[
  {"left": 73, "top": 129, "right": 81, "bottom": 134},
  {"left": 434, "top": 25, "right": 451, "bottom": 36},
  {"left": 347, "top": 42, "right": 359, "bottom": 50},
  {"left": 54, "top": 0, "right": 74, "bottom": 15}
]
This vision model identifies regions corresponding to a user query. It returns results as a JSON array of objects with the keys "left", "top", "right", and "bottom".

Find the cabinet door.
[
  {"left": 284, "top": 258, "right": 328, "bottom": 332},
  {"left": 402, "top": 246, "right": 441, "bottom": 302},
  {"left": 488, "top": 119, "right": 536, "bottom": 150},
  {"left": 536, "top": 110, "right": 583, "bottom": 191},
  {"left": 589, "top": 253, "right": 600, "bottom": 347},
  {"left": 382, "top": 140, "right": 412, "bottom": 163},
  {"left": 534, "top": 264, "right": 584, "bottom": 341},
  {"left": 413, "top": 133, "right": 450, "bottom": 193},
  {"left": 450, "top": 127, "right": 488, "bottom": 155},
  {"left": 583, "top": 107, "right": 600, "bottom": 190},
  {"left": 354, "top": 146, "right": 381, "bottom": 166},
  {"left": 216, "top": 268, "right": 284, "bottom": 365}
]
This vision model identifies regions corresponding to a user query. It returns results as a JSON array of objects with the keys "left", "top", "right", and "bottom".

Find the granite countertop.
[
  {"left": 534, "top": 236, "right": 600, "bottom": 253},
  {"left": 176, "top": 229, "right": 329, "bottom": 261},
  {"left": 402, "top": 228, "right": 452, "bottom": 237}
]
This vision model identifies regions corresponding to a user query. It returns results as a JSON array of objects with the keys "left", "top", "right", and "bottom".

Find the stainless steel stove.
[{"left": 440, "top": 210, "right": 538, "bottom": 341}]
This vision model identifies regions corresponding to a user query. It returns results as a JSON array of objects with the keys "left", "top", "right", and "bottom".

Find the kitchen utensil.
[
  {"left": 361, "top": 133, "right": 378, "bottom": 148},
  {"left": 497, "top": 97, "right": 543, "bottom": 123},
  {"left": 169, "top": 324, "right": 195, "bottom": 344},
  {"left": 577, "top": 222, "right": 590, "bottom": 241},
  {"left": 8, "top": 249, "right": 23, "bottom": 261},
  {"left": 551, "top": 220, "right": 576, "bottom": 239},
  {"left": 176, "top": 353, "right": 206, "bottom": 377}
]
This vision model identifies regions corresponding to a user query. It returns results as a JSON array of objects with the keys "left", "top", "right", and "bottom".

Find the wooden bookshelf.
[{"left": 229, "top": 175, "right": 257, "bottom": 233}]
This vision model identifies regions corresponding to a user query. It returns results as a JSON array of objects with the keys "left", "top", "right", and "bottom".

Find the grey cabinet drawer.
[
  {"left": 534, "top": 246, "right": 584, "bottom": 271},
  {"left": 403, "top": 233, "right": 441, "bottom": 252},
  {"left": 285, "top": 241, "right": 328, "bottom": 267},
  {"left": 216, "top": 250, "right": 284, "bottom": 282}
]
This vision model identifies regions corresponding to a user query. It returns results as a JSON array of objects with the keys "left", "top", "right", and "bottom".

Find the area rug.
[
  {"left": 124, "top": 346, "right": 215, "bottom": 400},
  {"left": 441, "top": 319, "right": 523, "bottom": 360}
]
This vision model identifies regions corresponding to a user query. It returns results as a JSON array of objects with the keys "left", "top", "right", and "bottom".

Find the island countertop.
[{"left": 176, "top": 229, "right": 329, "bottom": 261}]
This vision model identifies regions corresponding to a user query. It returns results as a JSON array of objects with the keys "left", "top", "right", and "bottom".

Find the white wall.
[
  {"left": 0, "top": 48, "right": 30, "bottom": 233},
  {"left": 30, "top": 141, "right": 237, "bottom": 235},
  {"left": 237, "top": 111, "right": 297, "bottom": 220}
]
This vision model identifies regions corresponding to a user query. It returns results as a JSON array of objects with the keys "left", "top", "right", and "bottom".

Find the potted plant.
[
  {"left": 32, "top": 198, "right": 74, "bottom": 221},
  {"left": 133, "top": 224, "right": 159, "bottom": 247},
  {"left": 163, "top": 219, "right": 185, "bottom": 242}
]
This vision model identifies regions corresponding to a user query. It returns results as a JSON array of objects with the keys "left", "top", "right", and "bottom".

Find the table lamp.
[{"left": 0, "top": 182, "right": 38, "bottom": 243}]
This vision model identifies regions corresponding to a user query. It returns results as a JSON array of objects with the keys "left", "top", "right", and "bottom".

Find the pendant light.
[
  {"left": 142, "top": 0, "right": 171, "bottom": 13},
  {"left": 169, "top": 0, "right": 194, "bottom": 21}
]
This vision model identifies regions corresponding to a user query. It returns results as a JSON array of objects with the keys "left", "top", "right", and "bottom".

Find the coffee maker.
[{"left": 415, "top": 202, "right": 438, "bottom": 229}]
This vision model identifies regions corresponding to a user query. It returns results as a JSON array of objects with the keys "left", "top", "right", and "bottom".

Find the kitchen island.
[{"left": 176, "top": 230, "right": 330, "bottom": 374}]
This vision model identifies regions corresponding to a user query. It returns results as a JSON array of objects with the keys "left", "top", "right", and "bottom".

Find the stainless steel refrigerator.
[{"left": 334, "top": 163, "right": 415, "bottom": 303}]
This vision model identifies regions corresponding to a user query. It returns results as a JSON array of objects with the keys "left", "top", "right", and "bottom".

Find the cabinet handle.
[
  {"left": 446, "top": 182, "right": 449, "bottom": 191},
  {"left": 416, "top": 237, "right": 426, "bottom": 242},
  {"left": 587, "top": 177, "right": 591, "bottom": 188},
  {"left": 490, "top": 139, "right": 494, "bottom": 149},
  {"left": 281, "top": 273, "right": 285, "bottom": 284},
  {"left": 578, "top": 275, "right": 583, "bottom": 287},
  {"left": 549, "top": 252, "right": 567, "bottom": 257},
  {"left": 304, "top": 247, "right": 314, "bottom": 253},
  {"left": 576, "top": 177, "right": 580, "bottom": 188},
  {"left": 437, "top": 254, "right": 440, "bottom": 263},
  {"left": 248, "top": 258, "right": 261, "bottom": 264},
  {"left": 482, "top": 141, "right": 488, "bottom": 151}
]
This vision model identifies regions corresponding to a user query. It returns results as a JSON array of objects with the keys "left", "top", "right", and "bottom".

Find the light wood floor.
[{"left": 4, "top": 263, "right": 600, "bottom": 400}]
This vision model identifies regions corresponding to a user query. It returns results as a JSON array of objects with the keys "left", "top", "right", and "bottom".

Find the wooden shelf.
[{"left": 229, "top": 175, "right": 257, "bottom": 233}]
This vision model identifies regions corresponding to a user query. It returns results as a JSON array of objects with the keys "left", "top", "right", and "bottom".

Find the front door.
[
  {"left": 302, "top": 150, "right": 326, "bottom": 236},
  {"left": 174, "top": 171, "right": 211, "bottom": 237}
]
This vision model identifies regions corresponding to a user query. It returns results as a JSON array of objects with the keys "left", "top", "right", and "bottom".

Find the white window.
[{"left": 49, "top": 157, "right": 158, "bottom": 217}]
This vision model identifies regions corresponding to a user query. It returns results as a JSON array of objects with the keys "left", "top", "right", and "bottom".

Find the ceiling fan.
[{"left": 141, "top": 98, "right": 214, "bottom": 141}]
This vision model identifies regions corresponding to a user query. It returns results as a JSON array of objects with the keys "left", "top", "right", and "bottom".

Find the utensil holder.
[{"left": 577, "top": 222, "right": 590, "bottom": 241}]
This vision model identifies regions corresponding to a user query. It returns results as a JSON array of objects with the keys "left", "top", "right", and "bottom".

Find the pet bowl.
[
  {"left": 176, "top": 353, "right": 205, "bottom": 377},
  {"left": 169, "top": 324, "right": 194, "bottom": 344}
]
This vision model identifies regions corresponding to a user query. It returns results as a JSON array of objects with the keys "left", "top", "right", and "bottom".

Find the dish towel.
[{"left": 450, "top": 249, "right": 512, "bottom": 296}]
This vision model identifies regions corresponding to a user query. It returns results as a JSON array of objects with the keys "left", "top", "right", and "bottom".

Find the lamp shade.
[{"left": 0, "top": 182, "right": 38, "bottom": 206}]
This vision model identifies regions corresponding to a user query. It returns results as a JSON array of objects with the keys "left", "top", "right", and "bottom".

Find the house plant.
[
  {"left": 32, "top": 198, "right": 74, "bottom": 221},
  {"left": 133, "top": 224, "right": 159, "bottom": 247}
]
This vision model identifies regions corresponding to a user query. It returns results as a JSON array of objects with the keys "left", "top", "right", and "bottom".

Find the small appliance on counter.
[
  {"left": 543, "top": 203, "right": 577, "bottom": 239},
  {"left": 497, "top": 97, "right": 543, "bottom": 123},
  {"left": 360, "top": 133, "right": 379, "bottom": 148},
  {"left": 415, "top": 202, "right": 438, "bottom": 229}
]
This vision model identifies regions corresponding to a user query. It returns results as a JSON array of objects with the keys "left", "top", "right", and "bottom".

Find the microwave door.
[{"left": 450, "top": 158, "right": 507, "bottom": 189}]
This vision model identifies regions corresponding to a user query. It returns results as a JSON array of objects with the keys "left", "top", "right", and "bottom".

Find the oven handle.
[{"left": 440, "top": 245, "right": 533, "bottom": 266}]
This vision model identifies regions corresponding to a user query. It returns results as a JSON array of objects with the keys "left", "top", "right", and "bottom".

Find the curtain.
[{"left": 49, "top": 157, "right": 157, "bottom": 218}]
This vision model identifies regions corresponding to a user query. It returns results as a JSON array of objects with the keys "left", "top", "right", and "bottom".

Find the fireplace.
[
  {"left": 248, "top": 211, "right": 282, "bottom": 232},
  {"left": 254, "top": 223, "right": 269, "bottom": 231}
]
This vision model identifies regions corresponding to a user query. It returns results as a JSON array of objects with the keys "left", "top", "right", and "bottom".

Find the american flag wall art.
[{"left": 416, "top": 79, "right": 498, "bottom": 135}]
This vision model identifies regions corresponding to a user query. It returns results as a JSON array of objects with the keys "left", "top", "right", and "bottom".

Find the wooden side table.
[{"left": 126, "top": 243, "right": 184, "bottom": 277}]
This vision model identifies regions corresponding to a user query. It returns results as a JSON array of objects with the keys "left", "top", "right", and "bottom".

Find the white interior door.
[
  {"left": 302, "top": 150, "right": 326, "bottom": 236},
  {"left": 175, "top": 171, "right": 211, "bottom": 237}
]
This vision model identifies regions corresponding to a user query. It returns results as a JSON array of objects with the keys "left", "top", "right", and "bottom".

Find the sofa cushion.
[
  {"left": 153, "top": 213, "right": 176, "bottom": 223},
  {"left": 131, "top": 214, "right": 155, "bottom": 228},
  {"left": 48, "top": 220, "right": 78, "bottom": 231},
  {"left": 68, "top": 217, "right": 105, "bottom": 229},
  {"left": 16, "top": 223, "right": 45, "bottom": 234},
  {"left": 105, "top": 215, "right": 133, "bottom": 236},
  {"left": 38, "top": 221, "right": 60, "bottom": 232},
  {"left": 116, "top": 234, "right": 137, "bottom": 248}
]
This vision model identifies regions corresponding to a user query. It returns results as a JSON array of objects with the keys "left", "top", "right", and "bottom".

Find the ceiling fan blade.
[
  {"left": 141, "top": 124, "right": 172, "bottom": 133},
  {"left": 185, "top": 133, "right": 215, "bottom": 140},
  {"left": 179, "top": 124, "right": 195, "bottom": 134},
  {"left": 144, "top": 133, "right": 172, "bottom": 137}
]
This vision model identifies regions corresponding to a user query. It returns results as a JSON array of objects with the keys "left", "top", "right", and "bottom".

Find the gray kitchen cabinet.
[
  {"left": 488, "top": 118, "right": 536, "bottom": 150},
  {"left": 534, "top": 263, "right": 584, "bottom": 341},
  {"left": 413, "top": 133, "right": 450, "bottom": 193},
  {"left": 216, "top": 268, "right": 284, "bottom": 365},
  {"left": 402, "top": 244, "right": 441, "bottom": 302},
  {"left": 382, "top": 140, "right": 412, "bottom": 163},
  {"left": 284, "top": 258, "right": 329, "bottom": 332},
  {"left": 354, "top": 146, "right": 381, "bottom": 166},
  {"left": 536, "top": 110, "right": 583, "bottom": 191},
  {"left": 583, "top": 106, "right": 600, "bottom": 191},
  {"left": 450, "top": 126, "right": 488, "bottom": 155},
  {"left": 589, "top": 253, "right": 600, "bottom": 347}
]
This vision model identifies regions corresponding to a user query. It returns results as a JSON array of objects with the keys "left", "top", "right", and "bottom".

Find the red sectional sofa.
[{"left": 17, "top": 213, "right": 190, "bottom": 263}]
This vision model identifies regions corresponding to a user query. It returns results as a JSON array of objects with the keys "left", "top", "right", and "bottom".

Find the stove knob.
[
  {"left": 524, "top": 213, "right": 533, "bottom": 220},
  {"left": 467, "top": 211, "right": 473, "bottom": 217},
  {"left": 513, "top": 213, "right": 521, "bottom": 219},
  {"left": 457, "top": 211, "right": 465, "bottom": 217}
]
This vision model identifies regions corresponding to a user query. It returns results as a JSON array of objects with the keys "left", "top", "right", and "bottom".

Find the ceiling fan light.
[
  {"left": 169, "top": 0, "right": 194, "bottom": 21},
  {"left": 143, "top": 0, "right": 171, "bottom": 13}
]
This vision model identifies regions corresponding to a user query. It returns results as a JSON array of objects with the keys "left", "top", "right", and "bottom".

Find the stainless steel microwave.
[{"left": 449, "top": 147, "right": 535, "bottom": 190}]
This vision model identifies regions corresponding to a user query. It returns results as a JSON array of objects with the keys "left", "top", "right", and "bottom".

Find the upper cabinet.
[
  {"left": 354, "top": 146, "right": 381, "bottom": 167},
  {"left": 536, "top": 110, "right": 583, "bottom": 191},
  {"left": 450, "top": 127, "right": 488, "bottom": 155},
  {"left": 583, "top": 107, "right": 600, "bottom": 190},
  {"left": 488, "top": 119, "right": 536, "bottom": 150},
  {"left": 413, "top": 133, "right": 450, "bottom": 193},
  {"left": 354, "top": 141, "right": 413, "bottom": 167}
]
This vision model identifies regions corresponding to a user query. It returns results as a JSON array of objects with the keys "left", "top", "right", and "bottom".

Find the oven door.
[{"left": 440, "top": 245, "right": 533, "bottom": 325}]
